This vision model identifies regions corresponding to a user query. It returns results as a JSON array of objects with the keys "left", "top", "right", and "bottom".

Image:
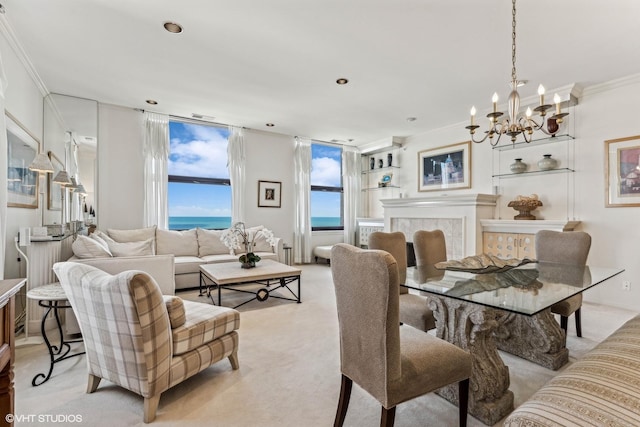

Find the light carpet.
[{"left": 12, "top": 263, "right": 638, "bottom": 426}]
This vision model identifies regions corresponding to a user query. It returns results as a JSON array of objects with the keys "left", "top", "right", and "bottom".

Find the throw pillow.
[
  {"left": 163, "top": 296, "right": 186, "bottom": 329},
  {"left": 107, "top": 226, "right": 157, "bottom": 254},
  {"left": 156, "top": 228, "right": 199, "bottom": 256},
  {"left": 196, "top": 228, "right": 231, "bottom": 257},
  {"left": 107, "top": 238, "right": 155, "bottom": 257},
  {"left": 252, "top": 230, "right": 274, "bottom": 252},
  {"left": 71, "top": 235, "right": 113, "bottom": 259}
]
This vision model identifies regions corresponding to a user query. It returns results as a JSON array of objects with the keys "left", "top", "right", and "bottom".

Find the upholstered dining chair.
[
  {"left": 53, "top": 262, "right": 240, "bottom": 423},
  {"left": 535, "top": 230, "right": 592, "bottom": 337},
  {"left": 330, "top": 244, "right": 472, "bottom": 427},
  {"left": 368, "top": 231, "right": 436, "bottom": 331},
  {"left": 413, "top": 229, "right": 447, "bottom": 267}
]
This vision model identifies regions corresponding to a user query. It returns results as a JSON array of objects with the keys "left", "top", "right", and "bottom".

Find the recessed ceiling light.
[
  {"left": 146, "top": 99, "right": 158, "bottom": 105},
  {"left": 266, "top": 123, "right": 275, "bottom": 127},
  {"left": 163, "top": 22, "right": 183, "bottom": 34},
  {"left": 406, "top": 117, "right": 417, "bottom": 122},
  {"left": 336, "top": 78, "right": 349, "bottom": 85}
]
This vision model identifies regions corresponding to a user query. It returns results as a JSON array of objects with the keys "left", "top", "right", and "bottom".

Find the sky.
[{"left": 168, "top": 122, "right": 342, "bottom": 218}]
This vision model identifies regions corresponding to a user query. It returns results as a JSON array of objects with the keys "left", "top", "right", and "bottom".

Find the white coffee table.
[{"left": 199, "top": 260, "right": 302, "bottom": 309}]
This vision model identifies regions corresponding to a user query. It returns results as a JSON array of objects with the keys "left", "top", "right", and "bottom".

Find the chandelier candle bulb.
[
  {"left": 538, "top": 84, "right": 545, "bottom": 105},
  {"left": 492, "top": 93, "right": 499, "bottom": 112},
  {"left": 554, "top": 93, "right": 561, "bottom": 115},
  {"left": 470, "top": 106, "right": 476, "bottom": 125}
]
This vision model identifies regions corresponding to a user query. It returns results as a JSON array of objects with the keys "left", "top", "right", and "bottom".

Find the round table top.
[{"left": 27, "top": 282, "right": 68, "bottom": 301}]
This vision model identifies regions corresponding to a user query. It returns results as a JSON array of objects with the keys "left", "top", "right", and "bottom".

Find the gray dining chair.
[
  {"left": 330, "top": 244, "right": 471, "bottom": 427},
  {"left": 536, "top": 230, "right": 592, "bottom": 337},
  {"left": 368, "top": 231, "right": 436, "bottom": 331},
  {"left": 413, "top": 229, "right": 447, "bottom": 267}
]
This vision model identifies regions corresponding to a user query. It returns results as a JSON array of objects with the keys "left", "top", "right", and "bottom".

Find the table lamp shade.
[{"left": 28, "top": 153, "right": 55, "bottom": 173}]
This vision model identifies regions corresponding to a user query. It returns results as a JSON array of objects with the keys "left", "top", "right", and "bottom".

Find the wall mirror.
[{"left": 43, "top": 93, "right": 98, "bottom": 228}]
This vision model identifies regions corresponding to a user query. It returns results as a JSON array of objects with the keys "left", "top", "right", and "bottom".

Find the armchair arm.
[{"left": 272, "top": 237, "right": 284, "bottom": 263}]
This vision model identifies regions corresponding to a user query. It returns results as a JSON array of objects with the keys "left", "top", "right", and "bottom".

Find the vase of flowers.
[{"left": 220, "top": 222, "right": 277, "bottom": 268}]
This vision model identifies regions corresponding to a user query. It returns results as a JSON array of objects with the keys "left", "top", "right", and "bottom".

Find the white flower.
[{"left": 220, "top": 222, "right": 277, "bottom": 252}]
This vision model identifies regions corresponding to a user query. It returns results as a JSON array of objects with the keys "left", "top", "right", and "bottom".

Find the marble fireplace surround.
[{"left": 381, "top": 193, "right": 499, "bottom": 260}]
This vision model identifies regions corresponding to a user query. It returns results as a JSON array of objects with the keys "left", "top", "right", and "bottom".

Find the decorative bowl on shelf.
[{"left": 507, "top": 194, "right": 543, "bottom": 220}]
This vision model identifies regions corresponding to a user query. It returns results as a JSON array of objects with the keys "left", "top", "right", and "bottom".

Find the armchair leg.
[
  {"left": 144, "top": 394, "right": 161, "bottom": 423},
  {"left": 380, "top": 406, "right": 396, "bottom": 427},
  {"left": 229, "top": 351, "right": 240, "bottom": 370},
  {"left": 459, "top": 378, "right": 469, "bottom": 427},
  {"left": 334, "top": 375, "right": 352, "bottom": 427},
  {"left": 575, "top": 308, "right": 582, "bottom": 338},
  {"left": 87, "top": 374, "right": 101, "bottom": 393}
]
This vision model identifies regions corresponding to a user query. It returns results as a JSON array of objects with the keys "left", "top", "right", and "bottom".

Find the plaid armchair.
[{"left": 53, "top": 262, "right": 240, "bottom": 423}]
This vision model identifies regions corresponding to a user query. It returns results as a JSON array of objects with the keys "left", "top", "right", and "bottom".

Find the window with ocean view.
[
  {"left": 311, "top": 143, "right": 343, "bottom": 230},
  {"left": 168, "top": 120, "right": 231, "bottom": 230}
]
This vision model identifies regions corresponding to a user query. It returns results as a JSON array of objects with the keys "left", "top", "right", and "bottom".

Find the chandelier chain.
[{"left": 511, "top": 0, "right": 517, "bottom": 82}]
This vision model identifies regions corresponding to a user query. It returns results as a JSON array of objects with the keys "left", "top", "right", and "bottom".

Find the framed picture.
[
  {"left": 6, "top": 111, "right": 39, "bottom": 209},
  {"left": 605, "top": 135, "right": 640, "bottom": 207},
  {"left": 47, "top": 151, "right": 63, "bottom": 210},
  {"left": 258, "top": 180, "right": 282, "bottom": 208},
  {"left": 418, "top": 140, "right": 471, "bottom": 192}
]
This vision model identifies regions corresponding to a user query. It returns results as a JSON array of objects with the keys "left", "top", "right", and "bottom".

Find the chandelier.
[{"left": 465, "top": 0, "right": 568, "bottom": 146}]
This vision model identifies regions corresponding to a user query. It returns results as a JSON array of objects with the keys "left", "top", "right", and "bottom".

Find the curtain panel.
[
  {"left": 0, "top": 52, "right": 7, "bottom": 278},
  {"left": 294, "top": 137, "right": 312, "bottom": 263},
  {"left": 143, "top": 112, "right": 169, "bottom": 229},
  {"left": 342, "top": 145, "right": 360, "bottom": 245},
  {"left": 227, "top": 126, "right": 245, "bottom": 224}
]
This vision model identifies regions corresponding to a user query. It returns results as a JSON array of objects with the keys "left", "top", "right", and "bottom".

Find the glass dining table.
[{"left": 403, "top": 261, "right": 624, "bottom": 426}]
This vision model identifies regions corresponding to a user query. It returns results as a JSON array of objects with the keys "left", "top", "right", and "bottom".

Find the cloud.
[
  {"left": 168, "top": 123, "right": 229, "bottom": 178},
  {"left": 311, "top": 156, "right": 341, "bottom": 187}
]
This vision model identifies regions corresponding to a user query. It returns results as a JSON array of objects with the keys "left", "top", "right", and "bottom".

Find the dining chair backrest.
[
  {"left": 535, "top": 230, "right": 591, "bottom": 265},
  {"left": 368, "top": 231, "right": 407, "bottom": 290},
  {"left": 330, "top": 244, "right": 402, "bottom": 401},
  {"left": 413, "top": 229, "right": 447, "bottom": 266}
]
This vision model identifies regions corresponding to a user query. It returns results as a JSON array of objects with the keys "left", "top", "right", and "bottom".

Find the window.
[
  {"left": 311, "top": 143, "right": 343, "bottom": 230},
  {"left": 168, "top": 120, "right": 231, "bottom": 230}
]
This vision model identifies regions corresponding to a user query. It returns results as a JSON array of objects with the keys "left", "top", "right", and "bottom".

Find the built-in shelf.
[
  {"left": 362, "top": 185, "right": 400, "bottom": 192},
  {"left": 493, "top": 167, "right": 574, "bottom": 178},
  {"left": 492, "top": 133, "right": 574, "bottom": 151},
  {"left": 362, "top": 165, "right": 400, "bottom": 174}
]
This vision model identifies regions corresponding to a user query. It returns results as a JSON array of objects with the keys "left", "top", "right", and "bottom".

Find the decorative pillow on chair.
[
  {"left": 72, "top": 235, "right": 113, "bottom": 258},
  {"left": 163, "top": 296, "right": 186, "bottom": 329}
]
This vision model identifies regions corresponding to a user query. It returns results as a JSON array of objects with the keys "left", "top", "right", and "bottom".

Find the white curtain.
[
  {"left": 0, "top": 51, "right": 7, "bottom": 279},
  {"left": 294, "top": 137, "right": 312, "bottom": 263},
  {"left": 342, "top": 145, "right": 360, "bottom": 245},
  {"left": 227, "top": 126, "right": 245, "bottom": 224},
  {"left": 143, "top": 112, "right": 169, "bottom": 229}
]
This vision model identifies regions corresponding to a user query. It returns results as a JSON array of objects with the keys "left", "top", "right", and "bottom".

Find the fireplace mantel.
[{"left": 380, "top": 193, "right": 499, "bottom": 259}]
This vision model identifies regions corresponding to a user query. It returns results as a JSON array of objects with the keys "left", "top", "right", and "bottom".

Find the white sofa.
[{"left": 69, "top": 225, "right": 284, "bottom": 293}]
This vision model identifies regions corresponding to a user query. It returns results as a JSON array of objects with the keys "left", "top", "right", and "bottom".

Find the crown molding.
[
  {"left": 581, "top": 73, "right": 640, "bottom": 97},
  {"left": 0, "top": 15, "right": 49, "bottom": 97}
]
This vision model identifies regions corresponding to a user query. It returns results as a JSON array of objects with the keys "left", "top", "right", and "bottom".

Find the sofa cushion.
[
  {"left": 106, "top": 237, "right": 155, "bottom": 257},
  {"left": 72, "top": 235, "right": 113, "bottom": 258},
  {"left": 107, "top": 226, "right": 157, "bottom": 243},
  {"left": 156, "top": 228, "right": 199, "bottom": 257},
  {"left": 171, "top": 300, "right": 240, "bottom": 356},
  {"left": 163, "top": 296, "right": 186, "bottom": 329},
  {"left": 174, "top": 256, "right": 204, "bottom": 275},
  {"left": 201, "top": 254, "right": 241, "bottom": 264},
  {"left": 197, "top": 228, "right": 232, "bottom": 257}
]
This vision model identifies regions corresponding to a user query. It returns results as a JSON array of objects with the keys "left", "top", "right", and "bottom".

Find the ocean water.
[{"left": 168, "top": 216, "right": 341, "bottom": 230}]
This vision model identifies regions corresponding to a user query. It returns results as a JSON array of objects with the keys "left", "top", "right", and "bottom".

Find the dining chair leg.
[
  {"left": 575, "top": 308, "right": 582, "bottom": 338},
  {"left": 334, "top": 375, "right": 352, "bottom": 427},
  {"left": 459, "top": 378, "right": 469, "bottom": 427},
  {"left": 380, "top": 406, "right": 396, "bottom": 427},
  {"left": 560, "top": 315, "right": 568, "bottom": 333}
]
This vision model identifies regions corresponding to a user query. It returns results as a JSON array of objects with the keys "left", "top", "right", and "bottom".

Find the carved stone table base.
[
  {"left": 428, "top": 296, "right": 514, "bottom": 426},
  {"left": 494, "top": 309, "right": 568, "bottom": 371}
]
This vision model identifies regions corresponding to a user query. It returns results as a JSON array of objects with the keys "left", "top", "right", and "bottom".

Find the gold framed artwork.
[
  {"left": 418, "top": 140, "right": 471, "bottom": 192},
  {"left": 6, "top": 111, "right": 39, "bottom": 209},
  {"left": 258, "top": 180, "right": 281, "bottom": 208},
  {"left": 47, "top": 151, "right": 63, "bottom": 210},
  {"left": 605, "top": 135, "right": 640, "bottom": 207}
]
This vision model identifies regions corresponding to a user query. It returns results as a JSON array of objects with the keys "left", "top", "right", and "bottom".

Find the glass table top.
[{"left": 404, "top": 262, "right": 624, "bottom": 316}]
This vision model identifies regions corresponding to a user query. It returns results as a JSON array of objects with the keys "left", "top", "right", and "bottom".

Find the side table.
[
  {"left": 283, "top": 244, "right": 293, "bottom": 266},
  {"left": 26, "top": 283, "right": 85, "bottom": 386}
]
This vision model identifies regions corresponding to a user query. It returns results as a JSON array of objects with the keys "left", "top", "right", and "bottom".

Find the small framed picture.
[
  {"left": 418, "top": 140, "right": 471, "bottom": 192},
  {"left": 605, "top": 135, "right": 640, "bottom": 207},
  {"left": 258, "top": 180, "right": 281, "bottom": 208}
]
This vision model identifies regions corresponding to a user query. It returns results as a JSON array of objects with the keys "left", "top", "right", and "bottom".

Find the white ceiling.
[{"left": 3, "top": 0, "right": 640, "bottom": 146}]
